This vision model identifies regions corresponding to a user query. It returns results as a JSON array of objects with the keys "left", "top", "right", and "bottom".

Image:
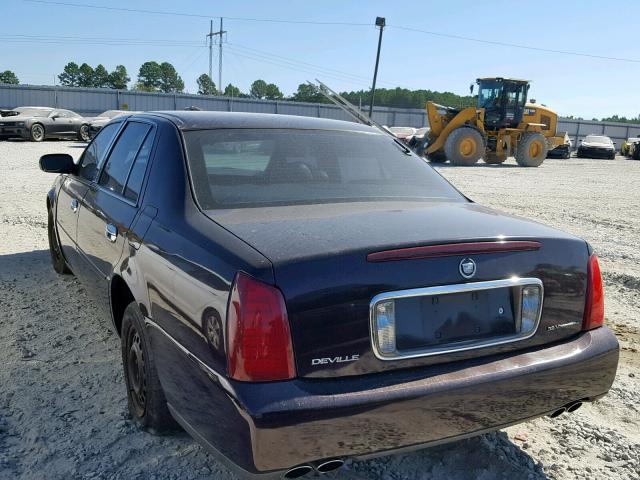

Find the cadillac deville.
[{"left": 40, "top": 112, "right": 619, "bottom": 478}]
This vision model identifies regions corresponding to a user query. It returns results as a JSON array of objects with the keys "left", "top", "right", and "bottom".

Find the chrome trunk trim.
[{"left": 369, "top": 277, "right": 544, "bottom": 361}]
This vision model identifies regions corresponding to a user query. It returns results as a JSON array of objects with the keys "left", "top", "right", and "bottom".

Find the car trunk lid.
[{"left": 206, "top": 201, "right": 589, "bottom": 378}]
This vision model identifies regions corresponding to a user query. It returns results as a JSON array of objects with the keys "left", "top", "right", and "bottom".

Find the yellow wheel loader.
[{"left": 419, "top": 78, "right": 566, "bottom": 167}]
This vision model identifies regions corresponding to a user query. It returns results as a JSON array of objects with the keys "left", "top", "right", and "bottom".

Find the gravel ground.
[{"left": 0, "top": 140, "right": 638, "bottom": 480}]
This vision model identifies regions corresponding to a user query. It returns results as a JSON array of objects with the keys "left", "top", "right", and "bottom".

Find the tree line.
[{"left": 1, "top": 64, "right": 639, "bottom": 123}]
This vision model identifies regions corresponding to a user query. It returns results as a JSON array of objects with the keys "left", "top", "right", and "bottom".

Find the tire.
[
  {"left": 427, "top": 150, "right": 447, "bottom": 163},
  {"left": 121, "top": 302, "right": 179, "bottom": 434},
  {"left": 29, "top": 123, "right": 45, "bottom": 142},
  {"left": 444, "top": 127, "right": 485, "bottom": 166},
  {"left": 47, "top": 208, "right": 71, "bottom": 275},
  {"left": 78, "top": 124, "right": 91, "bottom": 142},
  {"left": 515, "top": 132, "right": 548, "bottom": 167},
  {"left": 483, "top": 152, "right": 507, "bottom": 165}
]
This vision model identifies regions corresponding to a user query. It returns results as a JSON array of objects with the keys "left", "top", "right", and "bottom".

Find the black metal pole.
[{"left": 369, "top": 17, "right": 385, "bottom": 117}]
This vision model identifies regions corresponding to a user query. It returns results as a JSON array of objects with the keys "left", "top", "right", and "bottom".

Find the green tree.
[
  {"left": 58, "top": 62, "right": 81, "bottom": 87},
  {"left": 137, "top": 61, "right": 163, "bottom": 91},
  {"left": 223, "top": 83, "right": 246, "bottom": 97},
  {"left": 250, "top": 79, "right": 269, "bottom": 99},
  {"left": 159, "top": 62, "right": 184, "bottom": 93},
  {"left": 196, "top": 74, "right": 216, "bottom": 95},
  {"left": 78, "top": 63, "right": 94, "bottom": 87},
  {"left": 264, "top": 83, "right": 283, "bottom": 100},
  {"left": 92, "top": 64, "right": 110, "bottom": 88},
  {"left": 291, "top": 83, "right": 328, "bottom": 103},
  {"left": 0, "top": 70, "right": 19, "bottom": 85},
  {"left": 108, "top": 65, "right": 129, "bottom": 90}
]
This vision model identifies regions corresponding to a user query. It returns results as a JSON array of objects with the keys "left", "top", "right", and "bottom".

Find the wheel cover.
[
  {"left": 204, "top": 315, "right": 222, "bottom": 349},
  {"left": 80, "top": 125, "right": 90, "bottom": 140},
  {"left": 459, "top": 138, "right": 477, "bottom": 157},
  {"left": 127, "top": 329, "right": 146, "bottom": 414},
  {"left": 529, "top": 140, "right": 542, "bottom": 158},
  {"left": 32, "top": 125, "right": 44, "bottom": 140}
]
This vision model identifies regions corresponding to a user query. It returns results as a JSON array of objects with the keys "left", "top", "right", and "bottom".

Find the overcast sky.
[{"left": 3, "top": 0, "right": 639, "bottom": 119}]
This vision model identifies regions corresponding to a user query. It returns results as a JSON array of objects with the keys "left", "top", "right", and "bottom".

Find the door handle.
[
  {"left": 70, "top": 199, "right": 78, "bottom": 212},
  {"left": 105, "top": 224, "right": 118, "bottom": 243}
]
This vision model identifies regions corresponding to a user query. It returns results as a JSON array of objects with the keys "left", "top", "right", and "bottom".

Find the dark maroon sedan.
[{"left": 40, "top": 112, "right": 618, "bottom": 478}]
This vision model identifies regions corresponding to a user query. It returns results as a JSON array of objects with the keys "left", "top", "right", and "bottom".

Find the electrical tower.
[{"left": 207, "top": 18, "right": 227, "bottom": 95}]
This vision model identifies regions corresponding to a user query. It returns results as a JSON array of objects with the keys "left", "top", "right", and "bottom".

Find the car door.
[
  {"left": 75, "top": 120, "right": 156, "bottom": 308},
  {"left": 55, "top": 122, "right": 122, "bottom": 274}
]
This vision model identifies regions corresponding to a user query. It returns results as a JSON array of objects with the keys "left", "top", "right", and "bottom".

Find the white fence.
[{"left": 2, "top": 84, "right": 639, "bottom": 146}]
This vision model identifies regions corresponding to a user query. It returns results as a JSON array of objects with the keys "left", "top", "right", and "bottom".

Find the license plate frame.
[{"left": 370, "top": 277, "right": 543, "bottom": 361}]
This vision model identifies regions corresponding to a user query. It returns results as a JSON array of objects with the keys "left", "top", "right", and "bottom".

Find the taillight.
[
  {"left": 582, "top": 254, "right": 604, "bottom": 331},
  {"left": 226, "top": 272, "right": 296, "bottom": 382}
]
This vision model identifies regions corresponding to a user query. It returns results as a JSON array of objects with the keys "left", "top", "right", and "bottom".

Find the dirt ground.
[{"left": 0, "top": 140, "right": 638, "bottom": 480}]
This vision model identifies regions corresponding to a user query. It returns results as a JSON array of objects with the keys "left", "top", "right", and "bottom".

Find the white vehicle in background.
[
  {"left": 547, "top": 132, "right": 573, "bottom": 159},
  {"left": 577, "top": 134, "right": 616, "bottom": 159}
]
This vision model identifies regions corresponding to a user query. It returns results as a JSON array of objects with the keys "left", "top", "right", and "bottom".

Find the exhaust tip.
[
  {"left": 567, "top": 401, "right": 583, "bottom": 413},
  {"left": 316, "top": 459, "right": 345, "bottom": 473},
  {"left": 284, "top": 465, "right": 314, "bottom": 479},
  {"left": 549, "top": 407, "right": 566, "bottom": 418}
]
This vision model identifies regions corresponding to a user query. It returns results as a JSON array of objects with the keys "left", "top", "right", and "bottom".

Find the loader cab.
[{"left": 476, "top": 78, "right": 529, "bottom": 130}]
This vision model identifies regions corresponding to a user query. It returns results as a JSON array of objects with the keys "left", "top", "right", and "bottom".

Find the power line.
[
  {"left": 388, "top": 25, "right": 640, "bottom": 64},
  {"left": 23, "top": 0, "right": 370, "bottom": 25}
]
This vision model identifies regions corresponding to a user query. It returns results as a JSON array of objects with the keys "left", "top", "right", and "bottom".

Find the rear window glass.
[{"left": 184, "top": 129, "right": 463, "bottom": 209}]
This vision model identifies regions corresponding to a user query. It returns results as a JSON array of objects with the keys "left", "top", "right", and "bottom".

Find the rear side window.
[
  {"left": 123, "top": 132, "right": 154, "bottom": 201},
  {"left": 99, "top": 122, "right": 152, "bottom": 197},
  {"left": 78, "top": 122, "right": 120, "bottom": 181}
]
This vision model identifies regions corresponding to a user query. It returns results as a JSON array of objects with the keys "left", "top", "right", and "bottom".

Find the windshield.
[
  {"left": 184, "top": 128, "right": 464, "bottom": 209},
  {"left": 585, "top": 135, "right": 612, "bottom": 143},
  {"left": 477, "top": 80, "right": 503, "bottom": 109},
  {"left": 13, "top": 107, "right": 52, "bottom": 117}
]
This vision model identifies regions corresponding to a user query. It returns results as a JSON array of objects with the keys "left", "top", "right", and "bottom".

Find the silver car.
[{"left": 0, "top": 106, "right": 89, "bottom": 142}]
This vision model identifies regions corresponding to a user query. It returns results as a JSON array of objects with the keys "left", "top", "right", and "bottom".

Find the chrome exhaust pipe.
[
  {"left": 316, "top": 459, "right": 345, "bottom": 473},
  {"left": 284, "top": 465, "right": 314, "bottom": 478},
  {"left": 566, "top": 401, "right": 583, "bottom": 413},
  {"left": 549, "top": 407, "right": 566, "bottom": 418}
]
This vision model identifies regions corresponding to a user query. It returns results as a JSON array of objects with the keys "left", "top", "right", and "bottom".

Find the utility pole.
[
  {"left": 369, "top": 16, "right": 385, "bottom": 117},
  {"left": 219, "top": 17, "right": 224, "bottom": 95},
  {"left": 206, "top": 18, "right": 226, "bottom": 95}
]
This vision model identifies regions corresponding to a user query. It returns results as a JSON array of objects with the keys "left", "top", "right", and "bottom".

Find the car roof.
[{"left": 132, "top": 111, "right": 379, "bottom": 133}]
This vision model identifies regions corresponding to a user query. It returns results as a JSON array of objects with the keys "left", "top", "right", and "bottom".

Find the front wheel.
[
  {"left": 515, "top": 132, "right": 548, "bottom": 167},
  {"left": 121, "top": 302, "right": 180, "bottom": 434},
  {"left": 29, "top": 123, "right": 45, "bottom": 142},
  {"left": 444, "top": 127, "right": 485, "bottom": 166},
  {"left": 78, "top": 124, "right": 91, "bottom": 142},
  {"left": 47, "top": 209, "right": 71, "bottom": 275}
]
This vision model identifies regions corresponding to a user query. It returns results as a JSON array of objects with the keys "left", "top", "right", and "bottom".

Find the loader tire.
[
  {"left": 444, "top": 127, "right": 484, "bottom": 166},
  {"left": 515, "top": 132, "right": 547, "bottom": 167},
  {"left": 427, "top": 150, "right": 447, "bottom": 163},
  {"left": 484, "top": 152, "right": 507, "bottom": 165}
]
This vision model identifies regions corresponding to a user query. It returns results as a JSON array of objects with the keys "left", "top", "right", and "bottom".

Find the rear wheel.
[
  {"left": 30, "top": 123, "right": 45, "bottom": 142},
  {"left": 515, "top": 132, "right": 547, "bottom": 167},
  {"left": 121, "top": 302, "right": 179, "bottom": 434},
  {"left": 47, "top": 208, "right": 71, "bottom": 275},
  {"left": 483, "top": 152, "right": 507, "bottom": 165},
  {"left": 444, "top": 127, "right": 485, "bottom": 166}
]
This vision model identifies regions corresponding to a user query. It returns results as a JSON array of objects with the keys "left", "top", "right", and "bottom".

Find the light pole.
[{"left": 369, "top": 16, "right": 385, "bottom": 117}]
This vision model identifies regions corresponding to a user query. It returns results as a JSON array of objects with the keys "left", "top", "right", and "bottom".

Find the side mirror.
[{"left": 39, "top": 154, "right": 76, "bottom": 174}]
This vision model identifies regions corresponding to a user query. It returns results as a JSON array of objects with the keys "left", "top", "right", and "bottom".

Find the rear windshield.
[{"left": 183, "top": 128, "right": 463, "bottom": 209}]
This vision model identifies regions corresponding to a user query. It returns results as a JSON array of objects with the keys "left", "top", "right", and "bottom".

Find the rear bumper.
[{"left": 174, "top": 326, "right": 619, "bottom": 476}]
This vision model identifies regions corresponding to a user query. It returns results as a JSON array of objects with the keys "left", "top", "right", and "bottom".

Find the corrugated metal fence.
[{"left": 2, "top": 84, "right": 639, "bottom": 146}]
